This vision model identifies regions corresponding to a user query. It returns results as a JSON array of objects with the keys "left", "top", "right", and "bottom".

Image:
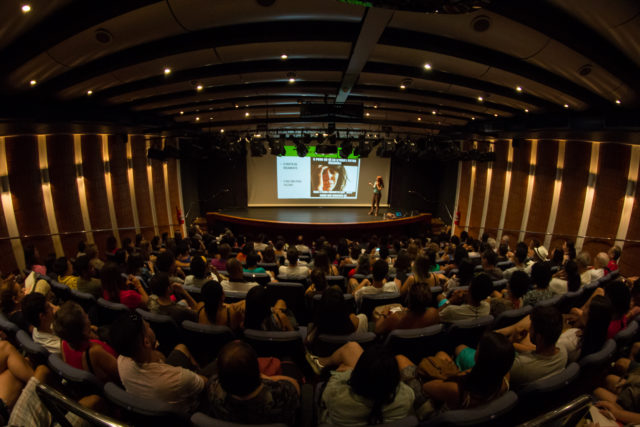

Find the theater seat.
[
  {"left": 181, "top": 320, "right": 234, "bottom": 366},
  {"left": 491, "top": 305, "right": 532, "bottom": 330},
  {"left": 313, "top": 332, "right": 377, "bottom": 357},
  {"left": 326, "top": 275, "right": 346, "bottom": 292},
  {"left": 420, "top": 391, "right": 517, "bottom": 426},
  {"left": 492, "top": 279, "right": 508, "bottom": 292},
  {"left": 49, "top": 280, "right": 71, "bottom": 302},
  {"left": 614, "top": 320, "right": 639, "bottom": 356},
  {"left": 557, "top": 288, "right": 584, "bottom": 313},
  {"left": 0, "top": 313, "right": 20, "bottom": 343},
  {"left": 16, "top": 330, "right": 49, "bottom": 366},
  {"left": 383, "top": 324, "right": 445, "bottom": 363},
  {"left": 136, "top": 309, "right": 182, "bottom": 355},
  {"left": 243, "top": 272, "right": 271, "bottom": 286},
  {"left": 496, "top": 261, "right": 514, "bottom": 271},
  {"left": 534, "top": 294, "right": 564, "bottom": 308},
  {"left": 257, "top": 262, "right": 278, "bottom": 275},
  {"left": 319, "top": 416, "right": 418, "bottom": 427},
  {"left": 191, "top": 412, "right": 288, "bottom": 427},
  {"left": 224, "top": 290, "right": 247, "bottom": 303},
  {"left": 103, "top": 382, "right": 189, "bottom": 426},
  {"left": 575, "top": 339, "right": 616, "bottom": 391},
  {"left": 68, "top": 289, "right": 97, "bottom": 314},
  {"left": 242, "top": 329, "right": 305, "bottom": 362},
  {"left": 96, "top": 298, "right": 129, "bottom": 326},
  {"left": 446, "top": 316, "right": 494, "bottom": 351},
  {"left": 266, "top": 282, "right": 307, "bottom": 325},
  {"left": 47, "top": 354, "right": 103, "bottom": 398},
  {"left": 359, "top": 293, "right": 402, "bottom": 318},
  {"left": 311, "top": 293, "right": 356, "bottom": 315}
]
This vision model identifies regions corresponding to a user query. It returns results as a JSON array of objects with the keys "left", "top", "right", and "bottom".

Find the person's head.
[
  {"left": 460, "top": 231, "right": 469, "bottom": 243},
  {"left": 481, "top": 249, "right": 497, "bottom": 268},
  {"left": 464, "top": 332, "right": 515, "bottom": 398},
  {"left": 319, "top": 164, "right": 347, "bottom": 191},
  {"left": 85, "top": 244, "right": 98, "bottom": 261},
  {"left": 106, "top": 236, "right": 117, "bottom": 253},
  {"left": 407, "top": 243, "right": 419, "bottom": 261},
  {"left": 22, "top": 292, "right": 54, "bottom": 329},
  {"left": 241, "top": 242, "right": 254, "bottom": 256},
  {"left": 125, "top": 254, "right": 144, "bottom": 276},
  {"left": 376, "top": 176, "right": 384, "bottom": 187},
  {"left": 53, "top": 301, "right": 90, "bottom": 350},
  {"left": 75, "top": 255, "right": 93, "bottom": 279},
  {"left": 245, "top": 252, "right": 260, "bottom": 269},
  {"left": 217, "top": 341, "right": 261, "bottom": 397},
  {"left": 532, "top": 246, "right": 548, "bottom": 263},
  {"left": 498, "top": 243, "right": 509, "bottom": 257},
  {"left": 564, "top": 260, "right": 581, "bottom": 292},
  {"left": 348, "top": 345, "right": 399, "bottom": 425},
  {"left": 530, "top": 262, "right": 552, "bottom": 290},
  {"left": 0, "top": 278, "right": 24, "bottom": 315},
  {"left": 286, "top": 248, "right": 299, "bottom": 266},
  {"left": 226, "top": 258, "right": 244, "bottom": 281},
  {"left": 453, "top": 245, "right": 469, "bottom": 266},
  {"left": 530, "top": 306, "right": 563, "bottom": 349},
  {"left": 149, "top": 272, "right": 172, "bottom": 298},
  {"left": 190, "top": 255, "right": 207, "bottom": 279},
  {"left": 122, "top": 237, "right": 133, "bottom": 252},
  {"left": 576, "top": 251, "right": 591, "bottom": 272},
  {"left": 551, "top": 248, "right": 564, "bottom": 266},
  {"left": 580, "top": 295, "right": 613, "bottom": 358},
  {"left": 100, "top": 262, "right": 126, "bottom": 302},
  {"left": 310, "top": 268, "right": 328, "bottom": 293},
  {"left": 457, "top": 258, "right": 475, "bottom": 286},
  {"left": 564, "top": 240, "right": 577, "bottom": 260},
  {"left": 608, "top": 245, "right": 621, "bottom": 262},
  {"left": 24, "top": 245, "right": 40, "bottom": 268},
  {"left": 176, "top": 243, "right": 189, "bottom": 257},
  {"left": 372, "top": 259, "right": 389, "bottom": 282},
  {"left": 411, "top": 256, "right": 431, "bottom": 283},
  {"left": 53, "top": 257, "right": 72, "bottom": 278},
  {"left": 156, "top": 251, "right": 176, "bottom": 274},
  {"left": 313, "top": 250, "right": 332, "bottom": 273},
  {"left": 594, "top": 252, "right": 609, "bottom": 269},
  {"left": 355, "top": 254, "right": 371, "bottom": 275},
  {"left": 508, "top": 271, "right": 531, "bottom": 300},
  {"left": 406, "top": 282, "right": 432, "bottom": 314},
  {"left": 605, "top": 280, "right": 631, "bottom": 319},
  {"left": 514, "top": 242, "right": 528, "bottom": 264},
  {"left": 109, "top": 312, "right": 154, "bottom": 361},
  {"left": 469, "top": 273, "right": 493, "bottom": 305},
  {"left": 261, "top": 245, "right": 276, "bottom": 263},
  {"left": 315, "top": 287, "right": 353, "bottom": 335},
  {"left": 201, "top": 280, "right": 224, "bottom": 322},
  {"left": 218, "top": 243, "right": 231, "bottom": 261},
  {"left": 244, "top": 286, "right": 270, "bottom": 330},
  {"left": 274, "top": 240, "right": 285, "bottom": 252}
]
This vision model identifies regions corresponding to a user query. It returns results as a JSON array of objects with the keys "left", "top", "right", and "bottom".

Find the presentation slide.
[{"left": 247, "top": 145, "right": 391, "bottom": 207}]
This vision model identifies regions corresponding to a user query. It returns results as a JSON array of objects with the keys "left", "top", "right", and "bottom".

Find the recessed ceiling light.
[
  {"left": 234, "top": 104, "right": 239, "bottom": 109},
  {"left": 179, "top": 111, "right": 184, "bottom": 115},
  {"left": 423, "top": 63, "right": 432, "bottom": 70},
  {"left": 516, "top": 86, "right": 522, "bottom": 92},
  {"left": 365, "top": 112, "right": 370, "bottom": 117},
  {"left": 373, "top": 104, "right": 378, "bottom": 109},
  {"left": 21, "top": 4, "right": 31, "bottom": 13},
  {"left": 563, "top": 104, "right": 569, "bottom": 108},
  {"left": 288, "top": 77, "right": 295, "bottom": 83},
  {"left": 208, "top": 107, "right": 213, "bottom": 110},
  {"left": 245, "top": 112, "right": 250, "bottom": 117},
  {"left": 400, "top": 84, "right": 406, "bottom": 90},
  {"left": 220, "top": 129, "right": 225, "bottom": 133},
  {"left": 323, "top": 133, "right": 329, "bottom": 137},
  {"left": 417, "top": 117, "right": 422, "bottom": 121},
  {"left": 209, "top": 117, "right": 213, "bottom": 120},
  {"left": 315, "top": 133, "right": 319, "bottom": 137},
  {"left": 281, "top": 54, "right": 288, "bottom": 60},
  {"left": 524, "top": 109, "right": 529, "bottom": 113},
  {"left": 195, "top": 117, "right": 200, "bottom": 121},
  {"left": 471, "top": 117, "right": 475, "bottom": 120},
  {"left": 196, "top": 85, "right": 203, "bottom": 91},
  {"left": 87, "top": 90, "right": 93, "bottom": 95},
  {"left": 477, "top": 96, "right": 483, "bottom": 102},
  {"left": 494, "top": 113, "right": 498, "bottom": 117},
  {"left": 432, "top": 110, "right": 436, "bottom": 115},
  {"left": 615, "top": 99, "right": 621, "bottom": 105},
  {"left": 164, "top": 67, "right": 171, "bottom": 75},
  {"left": 29, "top": 79, "right": 37, "bottom": 86}
]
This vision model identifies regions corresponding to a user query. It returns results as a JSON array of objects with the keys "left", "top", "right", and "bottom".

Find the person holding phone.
[{"left": 368, "top": 176, "right": 384, "bottom": 216}]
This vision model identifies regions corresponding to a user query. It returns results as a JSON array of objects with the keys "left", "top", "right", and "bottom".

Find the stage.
[{"left": 206, "top": 207, "right": 431, "bottom": 240}]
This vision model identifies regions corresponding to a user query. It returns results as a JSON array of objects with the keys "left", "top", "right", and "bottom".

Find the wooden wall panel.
[
  {"left": 6, "top": 136, "right": 55, "bottom": 259},
  {"left": 0, "top": 186, "right": 14, "bottom": 272},
  {"left": 47, "top": 134, "right": 83, "bottom": 257},
  {"left": 468, "top": 161, "right": 487, "bottom": 237},
  {"left": 583, "top": 143, "right": 630, "bottom": 256},
  {"left": 620, "top": 187, "right": 640, "bottom": 277},
  {"left": 524, "top": 140, "right": 558, "bottom": 244},
  {"left": 456, "top": 142, "right": 472, "bottom": 232},
  {"left": 151, "top": 159, "right": 170, "bottom": 236},
  {"left": 503, "top": 140, "right": 531, "bottom": 238},
  {"left": 551, "top": 141, "right": 591, "bottom": 248},
  {"left": 81, "top": 135, "right": 112, "bottom": 255},
  {"left": 167, "top": 158, "right": 181, "bottom": 236},
  {"left": 484, "top": 142, "right": 508, "bottom": 237},
  {"left": 108, "top": 136, "right": 135, "bottom": 243},
  {"left": 131, "top": 136, "right": 155, "bottom": 240}
]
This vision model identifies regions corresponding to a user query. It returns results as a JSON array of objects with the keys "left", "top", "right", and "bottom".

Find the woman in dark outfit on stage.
[{"left": 368, "top": 176, "right": 384, "bottom": 216}]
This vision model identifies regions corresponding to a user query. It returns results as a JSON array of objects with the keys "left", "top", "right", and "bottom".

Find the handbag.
[{"left": 417, "top": 356, "right": 460, "bottom": 381}]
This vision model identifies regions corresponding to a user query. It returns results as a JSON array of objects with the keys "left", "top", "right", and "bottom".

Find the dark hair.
[
  {"left": 149, "top": 272, "right": 171, "bottom": 297},
  {"left": 530, "top": 262, "right": 552, "bottom": 289},
  {"left": 217, "top": 341, "right": 262, "bottom": 396},
  {"left": 113, "top": 249, "right": 127, "bottom": 266},
  {"left": 101, "top": 262, "right": 126, "bottom": 302},
  {"left": 0, "top": 280, "right": 20, "bottom": 315},
  {"left": 394, "top": 252, "right": 412, "bottom": 283},
  {"left": 457, "top": 258, "right": 475, "bottom": 286},
  {"left": 106, "top": 236, "right": 117, "bottom": 253},
  {"left": 109, "top": 312, "right": 145, "bottom": 358},
  {"left": 125, "top": 254, "right": 144, "bottom": 276},
  {"left": 286, "top": 248, "right": 299, "bottom": 265},
  {"left": 531, "top": 306, "right": 563, "bottom": 347},
  {"left": 176, "top": 243, "right": 189, "bottom": 256},
  {"left": 262, "top": 246, "right": 276, "bottom": 263},
  {"left": 355, "top": 254, "right": 371, "bottom": 276},
  {"left": 550, "top": 248, "right": 564, "bottom": 266},
  {"left": 605, "top": 280, "right": 631, "bottom": 319},
  {"left": 565, "top": 240, "right": 577, "bottom": 261},
  {"left": 461, "top": 332, "right": 514, "bottom": 399},
  {"left": 372, "top": 259, "right": 389, "bottom": 282},
  {"left": 225, "top": 258, "right": 244, "bottom": 281},
  {"left": 337, "top": 239, "right": 349, "bottom": 257},
  {"left": 75, "top": 255, "right": 92, "bottom": 278},
  {"left": 122, "top": 237, "right": 133, "bottom": 251},
  {"left": 53, "top": 257, "right": 69, "bottom": 277},
  {"left": 610, "top": 246, "right": 621, "bottom": 261},
  {"left": 514, "top": 243, "right": 528, "bottom": 264},
  {"left": 498, "top": 243, "right": 509, "bottom": 257},
  {"left": 350, "top": 244, "right": 361, "bottom": 260},
  {"left": 245, "top": 252, "right": 260, "bottom": 269},
  {"left": 190, "top": 256, "right": 206, "bottom": 279},
  {"left": 580, "top": 296, "right": 612, "bottom": 359},
  {"left": 470, "top": 273, "right": 493, "bottom": 303},
  {"left": 508, "top": 271, "right": 531, "bottom": 299},
  {"left": 241, "top": 242, "right": 254, "bottom": 256},
  {"left": 482, "top": 249, "right": 497, "bottom": 267},
  {"left": 245, "top": 286, "right": 270, "bottom": 330},
  {"left": 155, "top": 251, "right": 175, "bottom": 273},
  {"left": 453, "top": 246, "right": 469, "bottom": 266},
  {"left": 310, "top": 268, "right": 328, "bottom": 292},
  {"left": 53, "top": 301, "right": 88, "bottom": 349},
  {"left": 22, "top": 292, "right": 47, "bottom": 327},
  {"left": 201, "top": 280, "right": 223, "bottom": 323},
  {"left": 24, "top": 245, "right": 40, "bottom": 269},
  {"left": 348, "top": 345, "right": 399, "bottom": 425},
  {"left": 460, "top": 231, "right": 469, "bottom": 243},
  {"left": 312, "top": 164, "right": 347, "bottom": 191},
  {"left": 406, "top": 282, "right": 431, "bottom": 314},
  {"left": 412, "top": 256, "right": 432, "bottom": 284},
  {"left": 564, "top": 260, "right": 581, "bottom": 292},
  {"left": 313, "top": 250, "right": 332, "bottom": 275},
  {"left": 218, "top": 243, "right": 231, "bottom": 260},
  {"left": 314, "top": 288, "right": 355, "bottom": 335}
]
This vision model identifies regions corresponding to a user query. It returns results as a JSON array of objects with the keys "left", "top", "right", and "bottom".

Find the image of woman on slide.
[
  {"left": 313, "top": 164, "right": 347, "bottom": 192},
  {"left": 368, "top": 176, "right": 384, "bottom": 216}
]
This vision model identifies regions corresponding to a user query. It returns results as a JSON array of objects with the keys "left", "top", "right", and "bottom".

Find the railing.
[
  {"left": 446, "top": 225, "right": 640, "bottom": 244},
  {"left": 0, "top": 224, "right": 183, "bottom": 241}
]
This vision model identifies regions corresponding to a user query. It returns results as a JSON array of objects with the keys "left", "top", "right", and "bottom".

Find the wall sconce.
[
  {"left": 0, "top": 175, "right": 9, "bottom": 193},
  {"left": 40, "top": 168, "right": 50, "bottom": 184},
  {"left": 75, "top": 164, "right": 83, "bottom": 178}
]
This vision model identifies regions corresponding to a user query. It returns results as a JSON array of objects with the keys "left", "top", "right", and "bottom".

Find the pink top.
[
  {"left": 607, "top": 317, "right": 628, "bottom": 339},
  {"left": 102, "top": 289, "right": 142, "bottom": 310},
  {"left": 32, "top": 265, "right": 47, "bottom": 276},
  {"left": 62, "top": 339, "right": 116, "bottom": 370}
]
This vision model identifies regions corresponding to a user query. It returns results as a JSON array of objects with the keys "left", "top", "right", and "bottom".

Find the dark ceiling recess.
[
  {"left": 94, "top": 28, "right": 113, "bottom": 44},
  {"left": 471, "top": 16, "right": 491, "bottom": 32},
  {"left": 336, "top": 0, "right": 493, "bottom": 14},
  {"left": 578, "top": 65, "right": 592, "bottom": 77},
  {"left": 256, "top": 0, "right": 277, "bottom": 6}
]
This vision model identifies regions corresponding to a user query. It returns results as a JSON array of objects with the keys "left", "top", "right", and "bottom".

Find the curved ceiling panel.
[
  {"left": 0, "top": 0, "right": 72, "bottom": 51},
  {"left": 215, "top": 41, "right": 352, "bottom": 63}
]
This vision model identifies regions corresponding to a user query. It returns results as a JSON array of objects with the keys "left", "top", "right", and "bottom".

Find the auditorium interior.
[{"left": 0, "top": 0, "right": 640, "bottom": 425}]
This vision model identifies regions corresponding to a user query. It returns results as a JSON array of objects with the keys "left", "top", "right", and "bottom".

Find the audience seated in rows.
[
  {"left": 351, "top": 260, "right": 398, "bottom": 305},
  {"left": 101, "top": 262, "right": 148, "bottom": 310},
  {"left": 222, "top": 259, "right": 260, "bottom": 293},
  {"left": 21, "top": 292, "right": 61, "bottom": 354},
  {"left": 245, "top": 286, "right": 297, "bottom": 331},
  {"left": 198, "top": 280, "right": 244, "bottom": 332},
  {"left": 148, "top": 272, "right": 200, "bottom": 324},
  {"left": 306, "top": 288, "right": 367, "bottom": 349},
  {"left": 278, "top": 248, "right": 310, "bottom": 280},
  {"left": 438, "top": 273, "right": 493, "bottom": 323},
  {"left": 490, "top": 270, "right": 530, "bottom": 317},
  {"left": 375, "top": 282, "right": 439, "bottom": 335}
]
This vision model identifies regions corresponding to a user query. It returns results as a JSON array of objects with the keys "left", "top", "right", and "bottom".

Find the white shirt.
[
  {"left": 278, "top": 265, "right": 310, "bottom": 280},
  {"left": 220, "top": 280, "right": 259, "bottom": 293},
  {"left": 32, "top": 328, "right": 61, "bottom": 355},
  {"left": 354, "top": 282, "right": 398, "bottom": 304}
]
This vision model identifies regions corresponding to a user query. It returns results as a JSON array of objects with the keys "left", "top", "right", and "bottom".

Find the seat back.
[
  {"left": 242, "top": 329, "right": 305, "bottom": 362},
  {"left": 47, "top": 353, "right": 103, "bottom": 398},
  {"left": 339, "top": 263, "right": 357, "bottom": 277},
  {"left": 243, "top": 272, "right": 271, "bottom": 286},
  {"left": 136, "top": 309, "right": 181, "bottom": 355},
  {"left": 517, "top": 362, "right": 580, "bottom": 400},
  {"left": 421, "top": 391, "right": 517, "bottom": 427},
  {"left": 50, "top": 280, "right": 71, "bottom": 302},
  {"left": 181, "top": 320, "right": 234, "bottom": 366},
  {"left": 276, "top": 275, "right": 308, "bottom": 287},
  {"left": 16, "top": 329, "right": 49, "bottom": 366},
  {"left": 266, "top": 282, "right": 307, "bottom": 325},
  {"left": 0, "top": 312, "right": 20, "bottom": 343},
  {"left": 557, "top": 288, "right": 584, "bottom": 313},
  {"left": 492, "top": 279, "right": 508, "bottom": 292},
  {"left": 614, "top": 320, "right": 639, "bottom": 355},
  {"left": 257, "top": 262, "right": 278, "bottom": 275},
  {"left": 534, "top": 294, "right": 564, "bottom": 308},
  {"left": 496, "top": 261, "right": 514, "bottom": 271},
  {"left": 184, "top": 285, "right": 203, "bottom": 302},
  {"left": 492, "top": 305, "right": 533, "bottom": 330},
  {"left": 310, "top": 293, "right": 356, "bottom": 317},
  {"left": 96, "top": 298, "right": 129, "bottom": 326},
  {"left": 224, "top": 290, "right": 247, "bottom": 303},
  {"left": 103, "top": 382, "right": 189, "bottom": 427},
  {"left": 36, "top": 383, "right": 130, "bottom": 427},
  {"left": 359, "top": 293, "right": 402, "bottom": 318},
  {"left": 383, "top": 324, "right": 445, "bottom": 363},
  {"left": 68, "top": 289, "right": 97, "bottom": 314},
  {"left": 314, "top": 332, "right": 377, "bottom": 357},
  {"left": 446, "top": 315, "right": 494, "bottom": 350},
  {"left": 319, "top": 416, "right": 418, "bottom": 427},
  {"left": 579, "top": 282, "right": 599, "bottom": 306},
  {"left": 191, "top": 412, "right": 288, "bottom": 427},
  {"left": 326, "top": 275, "right": 346, "bottom": 292}
]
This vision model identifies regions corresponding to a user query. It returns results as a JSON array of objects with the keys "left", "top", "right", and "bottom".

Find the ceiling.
[{"left": 1, "top": 0, "right": 639, "bottom": 140}]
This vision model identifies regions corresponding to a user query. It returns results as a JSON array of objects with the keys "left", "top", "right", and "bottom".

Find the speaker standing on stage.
[{"left": 368, "top": 176, "right": 384, "bottom": 216}]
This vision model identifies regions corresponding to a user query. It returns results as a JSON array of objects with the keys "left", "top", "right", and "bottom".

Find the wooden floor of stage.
[{"left": 218, "top": 207, "right": 399, "bottom": 224}]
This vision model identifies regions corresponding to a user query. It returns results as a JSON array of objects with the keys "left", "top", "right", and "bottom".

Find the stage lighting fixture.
[
  {"left": 339, "top": 138, "right": 353, "bottom": 158},
  {"left": 353, "top": 137, "right": 371, "bottom": 158},
  {"left": 376, "top": 139, "right": 396, "bottom": 158},
  {"left": 294, "top": 138, "right": 308, "bottom": 157}
]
